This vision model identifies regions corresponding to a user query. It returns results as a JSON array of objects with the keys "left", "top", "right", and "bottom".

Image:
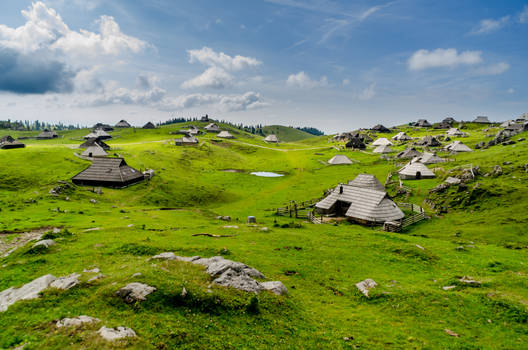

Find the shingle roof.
[
  {"left": 264, "top": 134, "right": 279, "bottom": 142},
  {"left": 72, "top": 158, "right": 144, "bottom": 186},
  {"left": 79, "top": 138, "right": 110, "bottom": 150},
  {"left": 347, "top": 174, "right": 385, "bottom": 192},
  {"left": 414, "top": 152, "right": 445, "bottom": 164},
  {"left": 115, "top": 120, "right": 131, "bottom": 128},
  {"left": 328, "top": 155, "right": 354, "bottom": 165},
  {"left": 392, "top": 132, "right": 412, "bottom": 141},
  {"left": 445, "top": 140, "right": 472, "bottom": 152},
  {"left": 396, "top": 148, "right": 422, "bottom": 159},
  {"left": 217, "top": 131, "right": 234, "bottom": 138},
  {"left": 398, "top": 162, "right": 435, "bottom": 178},
  {"left": 81, "top": 145, "right": 108, "bottom": 157},
  {"left": 372, "top": 137, "right": 392, "bottom": 146},
  {"left": 373, "top": 144, "right": 394, "bottom": 153}
]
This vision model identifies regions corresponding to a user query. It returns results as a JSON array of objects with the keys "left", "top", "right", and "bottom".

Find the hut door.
[
  {"left": 416, "top": 171, "right": 421, "bottom": 179},
  {"left": 89, "top": 152, "right": 93, "bottom": 157}
]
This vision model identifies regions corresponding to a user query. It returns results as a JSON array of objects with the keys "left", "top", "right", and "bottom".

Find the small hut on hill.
[
  {"left": 0, "top": 135, "right": 25, "bottom": 149},
  {"left": 392, "top": 132, "right": 412, "bottom": 141},
  {"left": 175, "top": 135, "right": 199, "bottom": 146},
  {"left": 414, "top": 152, "right": 445, "bottom": 164},
  {"left": 84, "top": 129, "right": 111, "bottom": 140},
  {"left": 79, "top": 138, "right": 110, "bottom": 150},
  {"left": 217, "top": 131, "right": 234, "bottom": 139},
  {"left": 36, "top": 129, "right": 58, "bottom": 139},
  {"left": 445, "top": 141, "right": 472, "bottom": 152},
  {"left": 396, "top": 148, "right": 422, "bottom": 159},
  {"left": 205, "top": 123, "right": 220, "bottom": 133},
  {"left": 443, "top": 117, "right": 456, "bottom": 125},
  {"left": 81, "top": 144, "right": 108, "bottom": 158},
  {"left": 143, "top": 122, "right": 156, "bottom": 129},
  {"left": 115, "top": 120, "right": 131, "bottom": 128},
  {"left": 415, "top": 119, "right": 432, "bottom": 127},
  {"left": 372, "top": 138, "right": 392, "bottom": 146},
  {"left": 473, "top": 116, "right": 490, "bottom": 124},
  {"left": 415, "top": 135, "right": 441, "bottom": 147},
  {"left": 328, "top": 155, "right": 354, "bottom": 165},
  {"left": 371, "top": 124, "right": 391, "bottom": 133},
  {"left": 345, "top": 137, "right": 366, "bottom": 149},
  {"left": 373, "top": 144, "right": 394, "bottom": 154},
  {"left": 264, "top": 134, "right": 279, "bottom": 143},
  {"left": 72, "top": 158, "right": 144, "bottom": 188},
  {"left": 398, "top": 162, "right": 435, "bottom": 180},
  {"left": 186, "top": 125, "right": 200, "bottom": 135},
  {"left": 500, "top": 120, "right": 515, "bottom": 128},
  {"left": 434, "top": 121, "right": 452, "bottom": 129},
  {"left": 347, "top": 174, "right": 385, "bottom": 191},
  {"left": 315, "top": 175, "right": 404, "bottom": 224},
  {"left": 200, "top": 114, "right": 210, "bottom": 122},
  {"left": 93, "top": 123, "right": 113, "bottom": 131},
  {"left": 446, "top": 128, "right": 466, "bottom": 137}
]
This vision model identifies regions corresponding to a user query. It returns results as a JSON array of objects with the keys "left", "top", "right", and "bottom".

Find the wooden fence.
[{"left": 384, "top": 203, "right": 427, "bottom": 232}]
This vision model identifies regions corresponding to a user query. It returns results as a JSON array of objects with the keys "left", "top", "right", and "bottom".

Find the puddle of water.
[{"left": 250, "top": 171, "right": 284, "bottom": 177}]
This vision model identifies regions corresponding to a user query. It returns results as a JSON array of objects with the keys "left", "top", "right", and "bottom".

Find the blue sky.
[{"left": 0, "top": 0, "right": 527, "bottom": 132}]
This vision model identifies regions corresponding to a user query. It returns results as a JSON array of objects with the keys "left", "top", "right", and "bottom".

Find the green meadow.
[{"left": 1, "top": 121, "right": 527, "bottom": 349}]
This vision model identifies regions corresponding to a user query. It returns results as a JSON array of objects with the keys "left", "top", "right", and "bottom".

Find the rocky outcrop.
[
  {"left": 50, "top": 273, "right": 80, "bottom": 290},
  {"left": 98, "top": 326, "right": 137, "bottom": 341},
  {"left": 0, "top": 274, "right": 57, "bottom": 312},
  {"left": 32, "top": 239, "right": 56, "bottom": 249},
  {"left": 355, "top": 278, "right": 378, "bottom": 297},
  {"left": 115, "top": 283, "right": 156, "bottom": 303},
  {"left": 56, "top": 315, "right": 99, "bottom": 328}
]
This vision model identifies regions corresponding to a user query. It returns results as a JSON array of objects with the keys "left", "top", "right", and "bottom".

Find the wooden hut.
[
  {"left": 398, "top": 161, "right": 435, "bottom": 180},
  {"left": 392, "top": 132, "right": 412, "bottom": 141},
  {"left": 93, "top": 123, "right": 114, "bottom": 131},
  {"left": 175, "top": 135, "right": 199, "bottom": 146},
  {"left": 0, "top": 135, "right": 25, "bottom": 149},
  {"left": 396, "top": 148, "right": 422, "bottom": 159},
  {"left": 84, "top": 129, "right": 112, "bottom": 140},
  {"left": 81, "top": 144, "right": 108, "bottom": 158},
  {"left": 72, "top": 158, "right": 144, "bottom": 188},
  {"left": 264, "top": 134, "right": 279, "bottom": 143},
  {"left": 347, "top": 174, "right": 385, "bottom": 192},
  {"left": 446, "top": 128, "right": 466, "bottom": 137},
  {"left": 143, "top": 122, "right": 156, "bottom": 129},
  {"left": 371, "top": 124, "right": 391, "bottom": 133},
  {"left": 79, "top": 138, "right": 110, "bottom": 150},
  {"left": 115, "top": 120, "right": 131, "bottom": 128},
  {"left": 372, "top": 137, "right": 392, "bottom": 146},
  {"left": 415, "top": 119, "right": 432, "bottom": 127},
  {"left": 373, "top": 144, "right": 394, "bottom": 154},
  {"left": 217, "top": 131, "right": 234, "bottom": 139},
  {"left": 345, "top": 137, "right": 366, "bottom": 149},
  {"left": 414, "top": 152, "right": 445, "bottom": 165},
  {"left": 36, "top": 129, "right": 58, "bottom": 139},
  {"left": 328, "top": 155, "right": 354, "bottom": 165},
  {"left": 473, "top": 116, "right": 490, "bottom": 124},
  {"left": 414, "top": 135, "right": 441, "bottom": 147},
  {"left": 205, "top": 123, "right": 220, "bottom": 133},
  {"left": 445, "top": 141, "right": 472, "bottom": 152}
]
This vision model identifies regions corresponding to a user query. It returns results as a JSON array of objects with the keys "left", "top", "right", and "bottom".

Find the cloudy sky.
[{"left": 0, "top": 0, "right": 527, "bottom": 132}]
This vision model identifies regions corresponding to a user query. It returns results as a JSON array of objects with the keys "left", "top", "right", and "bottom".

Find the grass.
[{"left": 0, "top": 121, "right": 527, "bottom": 349}]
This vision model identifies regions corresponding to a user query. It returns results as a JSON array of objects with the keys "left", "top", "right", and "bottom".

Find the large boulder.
[
  {"left": 0, "top": 274, "right": 56, "bottom": 312},
  {"left": 213, "top": 268, "right": 264, "bottom": 293},
  {"left": 56, "top": 315, "right": 99, "bottom": 328},
  {"left": 50, "top": 273, "right": 80, "bottom": 290},
  {"left": 261, "top": 281, "right": 288, "bottom": 295},
  {"left": 98, "top": 326, "right": 137, "bottom": 341},
  {"left": 355, "top": 278, "right": 378, "bottom": 297},
  {"left": 32, "top": 239, "right": 56, "bottom": 249},
  {"left": 115, "top": 283, "right": 156, "bottom": 303},
  {"left": 194, "top": 256, "right": 266, "bottom": 279}
]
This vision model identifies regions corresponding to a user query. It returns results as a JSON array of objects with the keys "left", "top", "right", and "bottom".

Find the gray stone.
[
  {"left": 213, "top": 268, "right": 264, "bottom": 293},
  {"left": 90, "top": 199, "right": 97, "bottom": 204},
  {"left": 88, "top": 274, "right": 105, "bottom": 282},
  {"left": 83, "top": 267, "right": 100, "bottom": 273},
  {"left": 50, "top": 273, "right": 80, "bottom": 290},
  {"left": 56, "top": 315, "right": 99, "bottom": 328},
  {"left": 195, "top": 256, "right": 266, "bottom": 279},
  {"left": 151, "top": 252, "right": 177, "bottom": 260},
  {"left": 131, "top": 272, "right": 142, "bottom": 277},
  {"left": 442, "top": 285, "right": 456, "bottom": 291},
  {"left": 33, "top": 239, "right": 56, "bottom": 249},
  {"left": 355, "top": 278, "right": 377, "bottom": 297},
  {"left": 261, "top": 281, "right": 288, "bottom": 295},
  {"left": 115, "top": 283, "right": 156, "bottom": 303},
  {"left": 0, "top": 274, "right": 57, "bottom": 312},
  {"left": 98, "top": 326, "right": 136, "bottom": 341},
  {"left": 458, "top": 276, "right": 481, "bottom": 285}
]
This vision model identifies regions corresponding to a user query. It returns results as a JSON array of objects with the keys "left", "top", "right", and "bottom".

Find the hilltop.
[
  {"left": 261, "top": 125, "right": 317, "bottom": 142},
  {"left": 0, "top": 120, "right": 527, "bottom": 349}
]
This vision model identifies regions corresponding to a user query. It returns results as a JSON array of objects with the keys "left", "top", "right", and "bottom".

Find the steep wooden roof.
[
  {"left": 72, "top": 158, "right": 144, "bottom": 184},
  {"left": 347, "top": 174, "right": 385, "bottom": 192}
]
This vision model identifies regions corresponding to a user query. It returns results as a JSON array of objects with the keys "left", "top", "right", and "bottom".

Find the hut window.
[{"left": 339, "top": 185, "right": 343, "bottom": 194}]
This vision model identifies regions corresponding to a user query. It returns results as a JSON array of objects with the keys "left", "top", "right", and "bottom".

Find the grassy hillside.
[
  {"left": 262, "top": 125, "right": 316, "bottom": 142},
  {"left": 0, "top": 121, "right": 527, "bottom": 349}
]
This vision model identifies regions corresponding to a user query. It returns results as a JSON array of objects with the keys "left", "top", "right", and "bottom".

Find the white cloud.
[
  {"left": 187, "top": 47, "right": 261, "bottom": 71},
  {"left": 286, "top": 71, "right": 328, "bottom": 88},
  {"left": 408, "top": 48, "right": 482, "bottom": 71},
  {"left": 470, "top": 16, "right": 509, "bottom": 35},
  {"left": 181, "top": 67, "right": 233, "bottom": 89},
  {"left": 342, "top": 78, "right": 350, "bottom": 86},
  {"left": 474, "top": 62, "right": 510, "bottom": 76},
  {"left": 74, "top": 65, "right": 103, "bottom": 93},
  {"left": 520, "top": 5, "right": 528, "bottom": 23},
  {"left": 358, "top": 83, "right": 376, "bottom": 100}
]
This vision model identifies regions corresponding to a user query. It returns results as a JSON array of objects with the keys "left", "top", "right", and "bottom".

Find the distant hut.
[
  {"left": 217, "top": 131, "right": 234, "bottom": 139},
  {"left": 515, "top": 113, "right": 528, "bottom": 123},
  {"left": 93, "top": 123, "right": 114, "bottom": 131},
  {"left": 0, "top": 135, "right": 25, "bottom": 149},
  {"left": 371, "top": 124, "right": 391, "bottom": 133},
  {"left": 414, "top": 135, "right": 441, "bottom": 147},
  {"left": 398, "top": 162, "right": 435, "bottom": 180},
  {"left": 175, "top": 135, "right": 199, "bottom": 146},
  {"left": 84, "top": 129, "right": 111, "bottom": 140},
  {"left": 81, "top": 144, "right": 108, "bottom": 158},
  {"left": 414, "top": 152, "right": 445, "bottom": 164},
  {"left": 434, "top": 121, "right": 452, "bottom": 129},
  {"left": 143, "top": 122, "right": 156, "bottom": 129},
  {"left": 500, "top": 120, "right": 515, "bottom": 128},
  {"left": 443, "top": 117, "right": 456, "bottom": 125},
  {"left": 205, "top": 123, "right": 221, "bottom": 133},
  {"left": 347, "top": 174, "right": 385, "bottom": 192},
  {"left": 445, "top": 140, "right": 472, "bottom": 152},
  {"left": 345, "top": 137, "right": 366, "bottom": 149},
  {"left": 328, "top": 155, "right": 354, "bottom": 165},
  {"left": 36, "top": 129, "right": 58, "bottom": 139},
  {"left": 446, "top": 128, "right": 466, "bottom": 137},
  {"left": 79, "top": 138, "right": 110, "bottom": 150},
  {"left": 392, "top": 132, "right": 412, "bottom": 141},
  {"left": 473, "top": 116, "right": 490, "bottom": 124},
  {"left": 396, "top": 148, "right": 422, "bottom": 159},
  {"left": 352, "top": 132, "right": 373, "bottom": 144},
  {"left": 187, "top": 125, "right": 200, "bottom": 135},
  {"left": 371, "top": 137, "right": 392, "bottom": 146},
  {"left": 415, "top": 119, "right": 432, "bottom": 127},
  {"left": 72, "top": 158, "right": 144, "bottom": 188},
  {"left": 264, "top": 134, "right": 279, "bottom": 143},
  {"left": 200, "top": 114, "right": 210, "bottom": 122},
  {"left": 115, "top": 120, "right": 131, "bottom": 128},
  {"left": 373, "top": 144, "right": 394, "bottom": 154},
  {"left": 315, "top": 176, "right": 404, "bottom": 224}
]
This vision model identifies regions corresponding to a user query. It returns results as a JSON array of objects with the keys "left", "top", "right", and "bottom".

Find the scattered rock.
[
  {"left": 458, "top": 276, "right": 481, "bottom": 286},
  {"left": 518, "top": 137, "right": 525, "bottom": 142},
  {"left": 32, "top": 239, "right": 56, "bottom": 249},
  {"left": 442, "top": 285, "right": 456, "bottom": 291},
  {"left": 195, "top": 256, "right": 266, "bottom": 279},
  {"left": 415, "top": 244, "right": 425, "bottom": 250},
  {"left": 223, "top": 225, "right": 239, "bottom": 229},
  {"left": 90, "top": 199, "right": 97, "bottom": 204},
  {"left": 88, "top": 274, "right": 105, "bottom": 282},
  {"left": 503, "top": 161, "right": 512, "bottom": 165},
  {"left": 221, "top": 216, "right": 231, "bottom": 221},
  {"left": 355, "top": 278, "right": 377, "bottom": 297},
  {"left": 0, "top": 274, "right": 57, "bottom": 312},
  {"left": 83, "top": 267, "right": 100, "bottom": 273},
  {"left": 151, "top": 252, "right": 177, "bottom": 260},
  {"left": 260, "top": 227, "right": 269, "bottom": 232},
  {"left": 50, "top": 273, "right": 80, "bottom": 290},
  {"left": 445, "top": 177, "right": 461, "bottom": 185},
  {"left": 131, "top": 272, "right": 142, "bottom": 277},
  {"left": 115, "top": 283, "right": 156, "bottom": 303},
  {"left": 261, "top": 281, "right": 288, "bottom": 295},
  {"left": 213, "top": 268, "right": 264, "bottom": 293},
  {"left": 444, "top": 328, "right": 459, "bottom": 337},
  {"left": 98, "top": 326, "right": 137, "bottom": 341},
  {"left": 56, "top": 315, "right": 99, "bottom": 328}
]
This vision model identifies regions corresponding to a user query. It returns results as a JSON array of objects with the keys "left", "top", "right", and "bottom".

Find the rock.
[
  {"left": 98, "top": 326, "right": 136, "bottom": 341},
  {"left": 0, "top": 274, "right": 57, "bottom": 312},
  {"left": 442, "top": 285, "right": 456, "bottom": 291},
  {"left": 415, "top": 244, "right": 425, "bottom": 250},
  {"left": 502, "top": 140, "right": 516, "bottom": 146},
  {"left": 33, "top": 239, "right": 56, "bottom": 249},
  {"left": 88, "top": 274, "right": 105, "bottom": 282},
  {"left": 247, "top": 216, "right": 256, "bottom": 223},
  {"left": 90, "top": 199, "right": 97, "bottom": 204},
  {"left": 181, "top": 287, "right": 187, "bottom": 297},
  {"left": 518, "top": 137, "right": 525, "bottom": 142},
  {"left": 458, "top": 276, "right": 481, "bottom": 286},
  {"left": 492, "top": 165, "right": 502, "bottom": 176},
  {"left": 115, "top": 282, "right": 156, "bottom": 303},
  {"left": 151, "top": 252, "right": 177, "bottom": 260},
  {"left": 131, "top": 272, "right": 142, "bottom": 277},
  {"left": 83, "top": 267, "right": 100, "bottom": 273},
  {"left": 213, "top": 268, "right": 264, "bottom": 293},
  {"left": 445, "top": 177, "right": 461, "bottom": 185},
  {"left": 444, "top": 328, "right": 459, "bottom": 337},
  {"left": 261, "top": 281, "right": 288, "bottom": 295},
  {"left": 195, "top": 256, "right": 266, "bottom": 279},
  {"left": 260, "top": 227, "right": 269, "bottom": 232},
  {"left": 52, "top": 227, "right": 61, "bottom": 234},
  {"left": 176, "top": 255, "right": 202, "bottom": 262},
  {"left": 355, "top": 278, "right": 377, "bottom": 297},
  {"left": 50, "top": 273, "right": 80, "bottom": 290},
  {"left": 221, "top": 216, "right": 231, "bottom": 221},
  {"left": 56, "top": 315, "right": 99, "bottom": 328},
  {"left": 503, "top": 161, "right": 512, "bottom": 165},
  {"left": 223, "top": 225, "right": 239, "bottom": 229}
]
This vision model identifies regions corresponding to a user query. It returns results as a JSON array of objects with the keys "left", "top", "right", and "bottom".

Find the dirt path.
[{"left": 0, "top": 228, "right": 51, "bottom": 258}]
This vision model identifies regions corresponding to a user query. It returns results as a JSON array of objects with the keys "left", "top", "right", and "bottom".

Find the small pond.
[{"left": 250, "top": 171, "right": 284, "bottom": 177}]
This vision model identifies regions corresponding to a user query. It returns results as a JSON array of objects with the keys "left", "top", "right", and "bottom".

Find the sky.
[{"left": 0, "top": 0, "right": 527, "bottom": 133}]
